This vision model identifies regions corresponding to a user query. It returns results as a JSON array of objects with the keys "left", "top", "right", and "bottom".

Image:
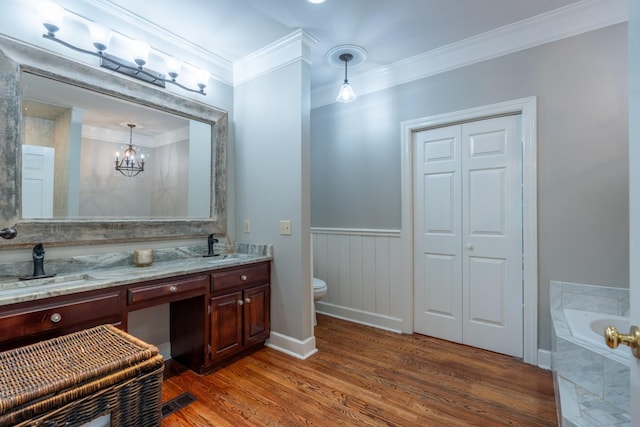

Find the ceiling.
[
  {"left": 100, "top": 0, "right": 583, "bottom": 89},
  {"left": 23, "top": 0, "right": 591, "bottom": 139}
]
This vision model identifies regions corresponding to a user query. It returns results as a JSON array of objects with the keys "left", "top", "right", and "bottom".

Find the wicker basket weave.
[{"left": 0, "top": 324, "right": 164, "bottom": 427}]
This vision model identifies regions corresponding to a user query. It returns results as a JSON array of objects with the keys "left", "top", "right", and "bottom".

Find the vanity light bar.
[{"left": 39, "top": 2, "right": 209, "bottom": 95}]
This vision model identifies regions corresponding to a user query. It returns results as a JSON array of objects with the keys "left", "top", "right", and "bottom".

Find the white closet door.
[
  {"left": 413, "top": 115, "right": 523, "bottom": 358},
  {"left": 413, "top": 125, "right": 463, "bottom": 342},
  {"left": 22, "top": 145, "right": 54, "bottom": 219},
  {"left": 461, "top": 116, "right": 522, "bottom": 357}
]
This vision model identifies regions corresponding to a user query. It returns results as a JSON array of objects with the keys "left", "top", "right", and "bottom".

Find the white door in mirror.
[{"left": 22, "top": 145, "right": 54, "bottom": 218}]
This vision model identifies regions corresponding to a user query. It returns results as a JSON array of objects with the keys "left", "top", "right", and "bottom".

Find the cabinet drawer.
[
  {"left": 128, "top": 274, "right": 208, "bottom": 306},
  {"left": 0, "top": 291, "right": 122, "bottom": 342},
  {"left": 211, "top": 263, "right": 269, "bottom": 292}
]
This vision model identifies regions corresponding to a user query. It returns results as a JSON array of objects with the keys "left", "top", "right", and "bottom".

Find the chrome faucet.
[{"left": 32, "top": 243, "right": 46, "bottom": 277}]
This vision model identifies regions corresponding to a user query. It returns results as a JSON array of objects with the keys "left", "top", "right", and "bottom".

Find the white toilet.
[{"left": 312, "top": 277, "right": 327, "bottom": 325}]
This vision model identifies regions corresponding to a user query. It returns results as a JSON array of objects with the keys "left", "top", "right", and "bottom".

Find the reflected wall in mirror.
[
  {"left": 0, "top": 36, "right": 227, "bottom": 247},
  {"left": 22, "top": 73, "right": 211, "bottom": 219}
]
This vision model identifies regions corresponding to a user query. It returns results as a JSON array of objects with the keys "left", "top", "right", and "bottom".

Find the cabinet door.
[
  {"left": 210, "top": 291, "right": 243, "bottom": 360},
  {"left": 243, "top": 284, "right": 270, "bottom": 347}
]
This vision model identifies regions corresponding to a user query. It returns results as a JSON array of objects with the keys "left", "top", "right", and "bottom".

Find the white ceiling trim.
[
  {"left": 233, "top": 29, "right": 318, "bottom": 87},
  {"left": 311, "top": 0, "right": 628, "bottom": 109},
  {"left": 82, "top": 125, "right": 189, "bottom": 147},
  {"left": 79, "top": 0, "right": 234, "bottom": 85}
]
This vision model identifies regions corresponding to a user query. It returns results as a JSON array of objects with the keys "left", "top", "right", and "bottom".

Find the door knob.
[
  {"left": 466, "top": 243, "right": 474, "bottom": 250},
  {"left": 604, "top": 325, "right": 640, "bottom": 359}
]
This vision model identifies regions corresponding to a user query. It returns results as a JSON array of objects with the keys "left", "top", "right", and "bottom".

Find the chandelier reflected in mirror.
[{"left": 115, "top": 124, "right": 146, "bottom": 177}]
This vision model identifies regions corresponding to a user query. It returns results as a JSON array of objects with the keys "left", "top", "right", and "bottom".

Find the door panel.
[
  {"left": 468, "top": 256, "right": 506, "bottom": 325},
  {"left": 210, "top": 291, "right": 243, "bottom": 360},
  {"left": 462, "top": 116, "right": 522, "bottom": 357},
  {"left": 243, "top": 284, "right": 270, "bottom": 346},
  {"left": 468, "top": 168, "right": 505, "bottom": 235},
  {"left": 414, "top": 126, "right": 462, "bottom": 341},
  {"left": 414, "top": 115, "right": 522, "bottom": 358}
]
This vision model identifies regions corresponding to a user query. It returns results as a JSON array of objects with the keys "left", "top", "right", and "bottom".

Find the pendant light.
[
  {"left": 326, "top": 45, "right": 367, "bottom": 104},
  {"left": 336, "top": 53, "right": 356, "bottom": 103}
]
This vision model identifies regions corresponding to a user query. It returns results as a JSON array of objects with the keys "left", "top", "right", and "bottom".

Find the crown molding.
[
  {"left": 311, "top": 0, "right": 628, "bottom": 109},
  {"left": 233, "top": 29, "right": 318, "bottom": 87},
  {"left": 82, "top": 125, "right": 189, "bottom": 147}
]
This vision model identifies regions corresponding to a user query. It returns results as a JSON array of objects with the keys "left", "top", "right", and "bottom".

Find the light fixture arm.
[{"left": 42, "top": 33, "right": 207, "bottom": 95}]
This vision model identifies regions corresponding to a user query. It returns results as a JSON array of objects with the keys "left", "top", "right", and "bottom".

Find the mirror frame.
[{"left": 0, "top": 37, "right": 227, "bottom": 247}]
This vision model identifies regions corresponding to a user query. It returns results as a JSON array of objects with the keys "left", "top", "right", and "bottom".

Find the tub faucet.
[
  {"left": 32, "top": 243, "right": 46, "bottom": 277},
  {"left": 204, "top": 234, "right": 219, "bottom": 257}
]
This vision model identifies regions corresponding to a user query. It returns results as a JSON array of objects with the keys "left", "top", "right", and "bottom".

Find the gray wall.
[
  {"left": 311, "top": 24, "right": 629, "bottom": 350},
  {"left": 234, "top": 60, "right": 312, "bottom": 342}
]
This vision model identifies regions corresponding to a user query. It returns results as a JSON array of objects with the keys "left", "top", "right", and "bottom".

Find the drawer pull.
[
  {"left": 169, "top": 285, "right": 178, "bottom": 293},
  {"left": 245, "top": 297, "right": 251, "bottom": 304},
  {"left": 50, "top": 313, "right": 62, "bottom": 323},
  {"left": 238, "top": 300, "right": 244, "bottom": 306},
  {"left": 240, "top": 275, "right": 248, "bottom": 281}
]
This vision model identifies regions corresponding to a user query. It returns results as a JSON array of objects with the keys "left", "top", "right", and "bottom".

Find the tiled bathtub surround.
[{"left": 550, "top": 281, "right": 630, "bottom": 426}]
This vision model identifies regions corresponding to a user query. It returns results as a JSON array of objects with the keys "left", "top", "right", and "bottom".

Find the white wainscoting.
[{"left": 311, "top": 228, "right": 411, "bottom": 333}]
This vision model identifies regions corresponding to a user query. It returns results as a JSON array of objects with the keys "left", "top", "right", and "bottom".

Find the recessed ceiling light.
[{"left": 306, "top": 0, "right": 326, "bottom": 4}]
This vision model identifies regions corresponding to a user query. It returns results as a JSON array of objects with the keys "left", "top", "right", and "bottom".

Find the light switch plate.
[
  {"left": 280, "top": 220, "right": 292, "bottom": 236},
  {"left": 244, "top": 219, "right": 251, "bottom": 233}
]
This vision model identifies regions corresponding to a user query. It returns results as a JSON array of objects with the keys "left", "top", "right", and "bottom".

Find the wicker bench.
[{"left": 0, "top": 325, "right": 164, "bottom": 427}]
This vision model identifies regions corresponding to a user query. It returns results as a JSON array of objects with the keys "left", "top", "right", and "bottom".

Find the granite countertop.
[{"left": 0, "top": 244, "right": 272, "bottom": 307}]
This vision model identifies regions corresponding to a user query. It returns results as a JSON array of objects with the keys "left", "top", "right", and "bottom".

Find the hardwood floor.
[{"left": 162, "top": 315, "right": 557, "bottom": 426}]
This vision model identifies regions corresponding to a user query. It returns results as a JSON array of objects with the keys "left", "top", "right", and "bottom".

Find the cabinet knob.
[
  {"left": 245, "top": 297, "right": 251, "bottom": 304},
  {"left": 240, "top": 275, "right": 247, "bottom": 281},
  {"left": 238, "top": 300, "right": 244, "bottom": 306},
  {"left": 50, "top": 313, "right": 62, "bottom": 323},
  {"left": 169, "top": 285, "right": 178, "bottom": 292}
]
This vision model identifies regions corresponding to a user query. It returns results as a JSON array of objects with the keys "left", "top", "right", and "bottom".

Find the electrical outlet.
[
  {"left": 280, "top": 220, "right": 292, "bottom": 236},
  {"left": 244, "top": 219, "right": 251, "bottom": 233}
]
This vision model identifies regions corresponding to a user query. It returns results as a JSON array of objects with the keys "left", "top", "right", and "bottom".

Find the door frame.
[{"left": 400, "top": 97, "right": 538, "bottom": 365}]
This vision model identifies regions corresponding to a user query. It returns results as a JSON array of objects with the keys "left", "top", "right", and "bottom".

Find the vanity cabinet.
[
  {"left": 0, "top": 260, "right": 271, "bottom": 373},
  {"left": 209, "top": 263, "right": 270, "bottom": 365},
  {"left": 0, "top": 289, "right": 125, "bottom": 351}
]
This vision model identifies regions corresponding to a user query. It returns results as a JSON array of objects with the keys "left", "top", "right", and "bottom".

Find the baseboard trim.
[
  {"left": 538, "top": 349, "right": 552, "bottom": 370},
  {"left": 316, "top": 302, "right": 404, "bottom": 333},
  {"left": 266, "top": 332, "right": 318, "bottom": 360}
]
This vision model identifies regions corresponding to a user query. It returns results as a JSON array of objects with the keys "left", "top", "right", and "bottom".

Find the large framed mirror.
[{"left": 0, "top": 37, "right": 227, "bottom": 247}]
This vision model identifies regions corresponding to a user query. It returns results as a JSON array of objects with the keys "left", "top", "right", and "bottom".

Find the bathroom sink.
[
  {"left": 17, "top": 273, "right": 96, "bottom": 285},
  {"left": 0, "top": 273, "right": 99, "bottom": 295},
  {"left": 202, "top": 253, "right": 252, "bottom": 264}
]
